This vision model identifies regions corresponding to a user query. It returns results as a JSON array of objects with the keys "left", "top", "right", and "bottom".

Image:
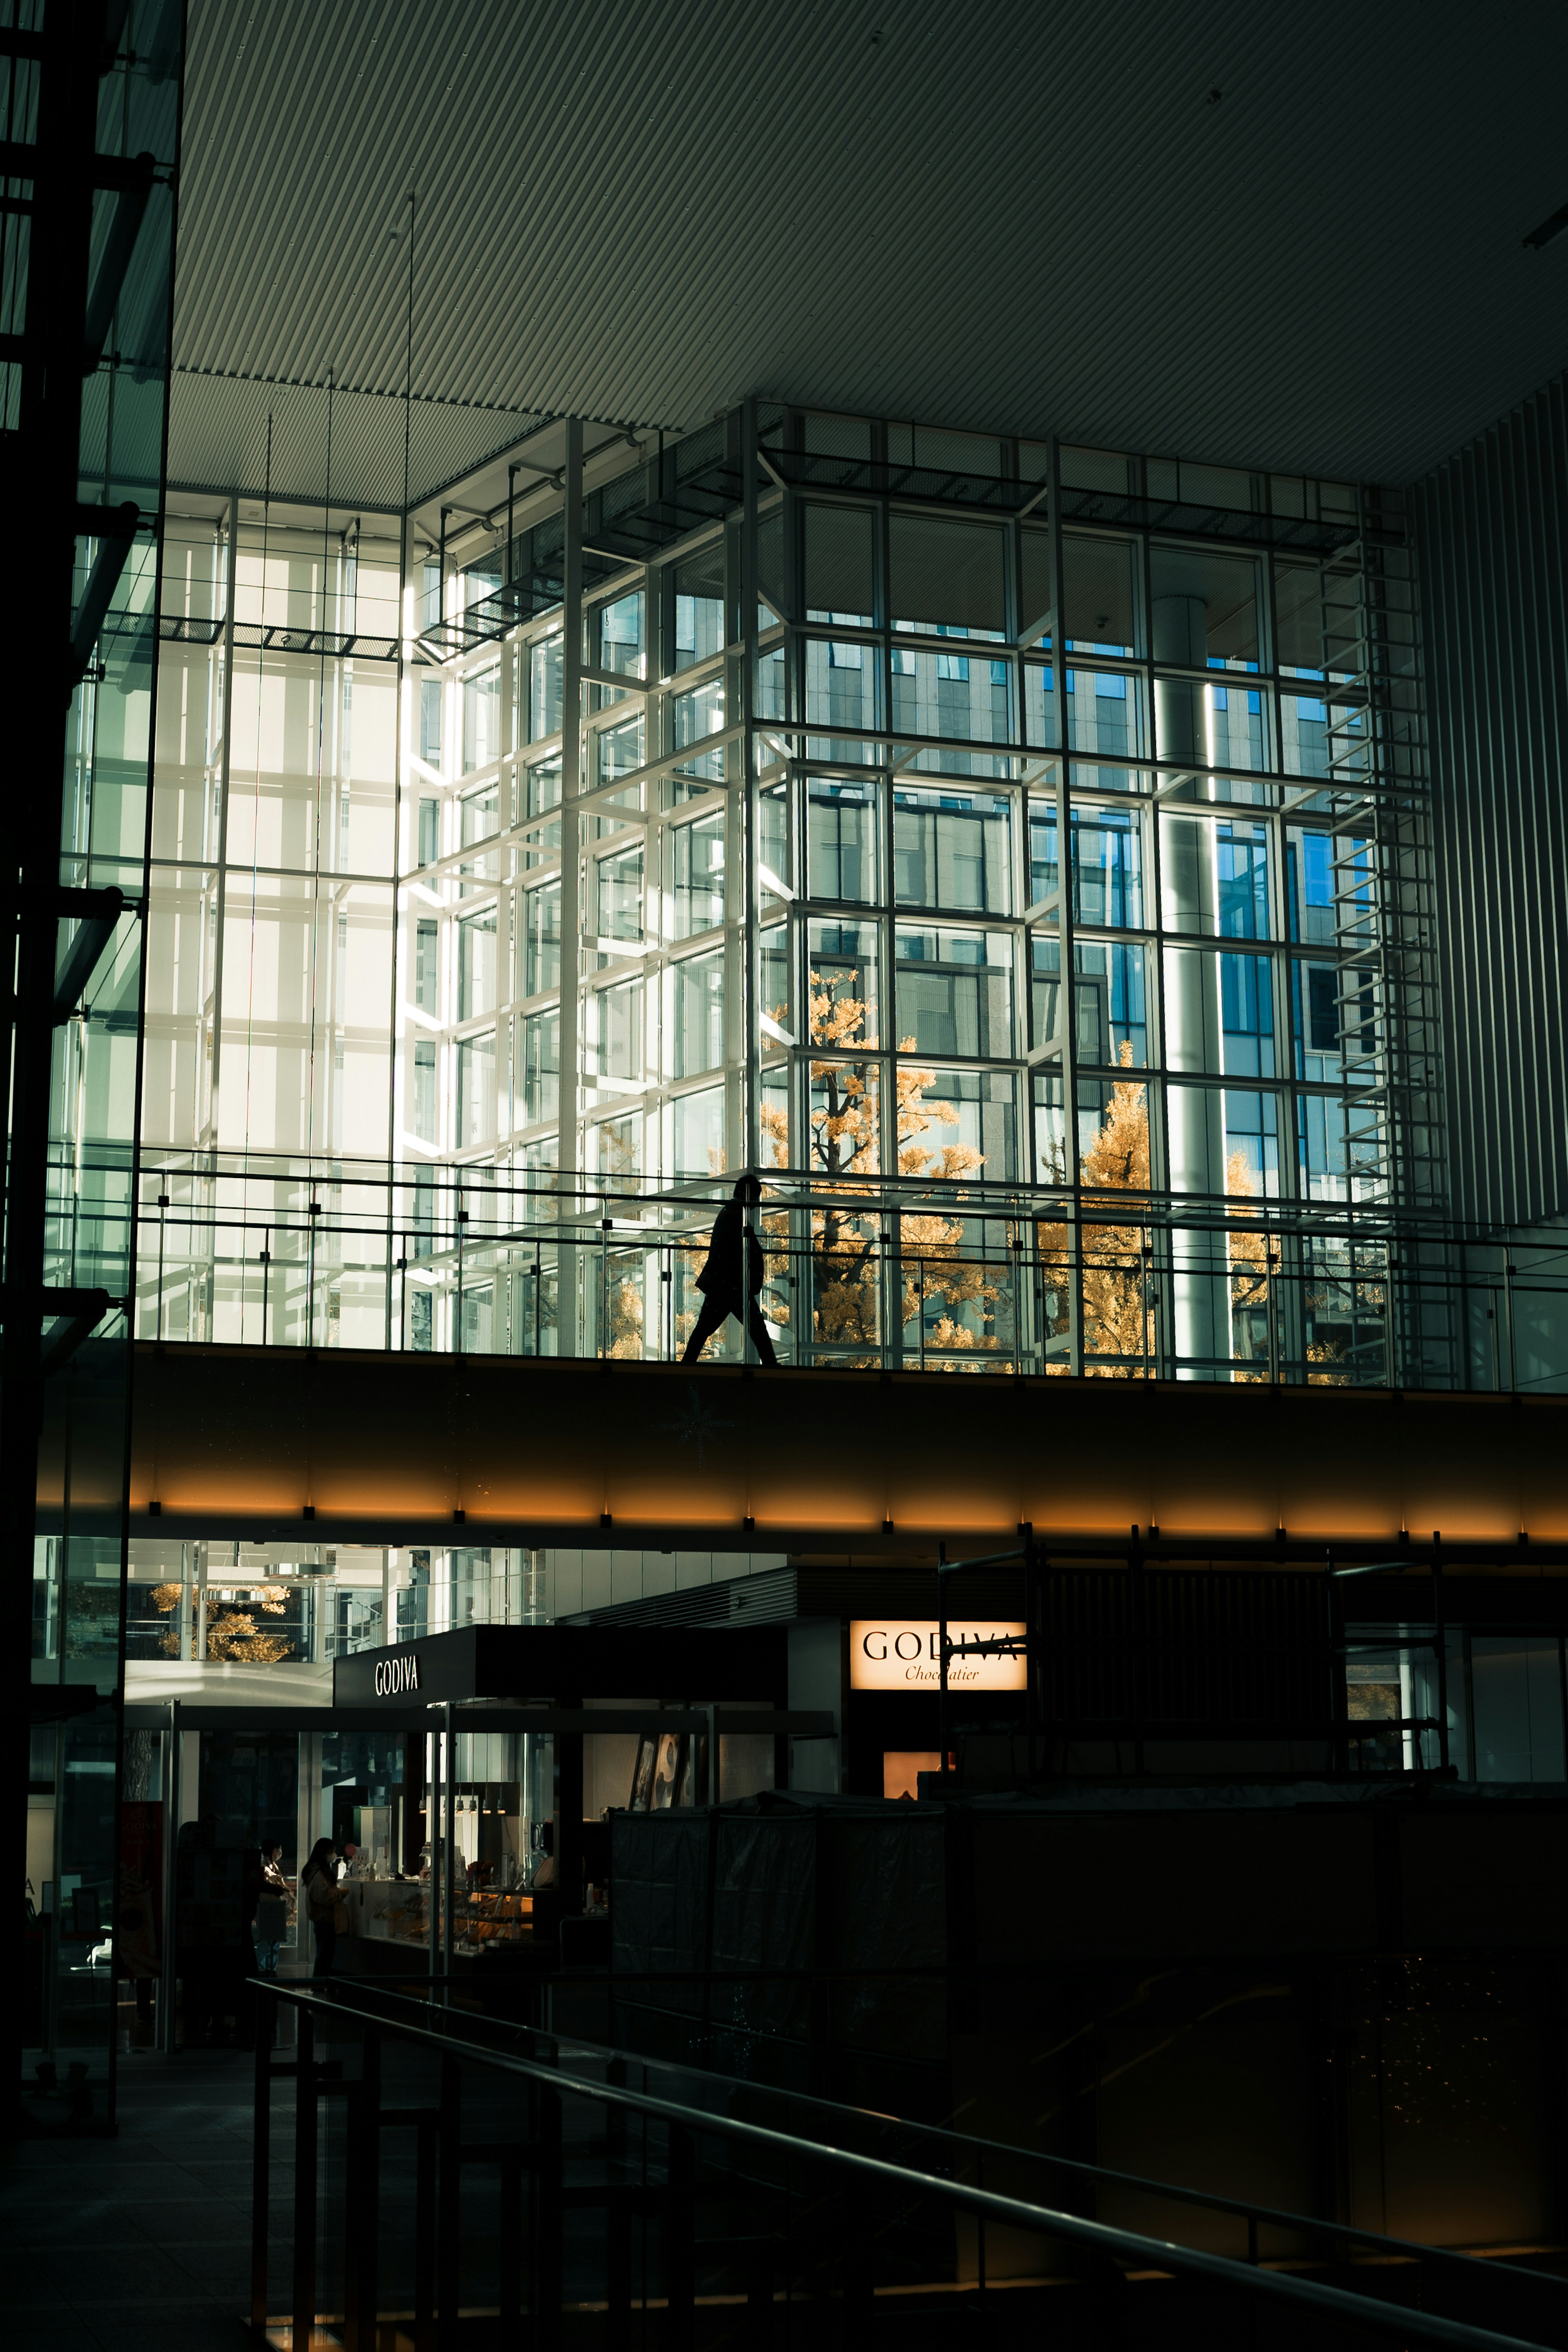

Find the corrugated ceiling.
[{"left": 171, "top": 0, "right": 1568, "bottom": 506}]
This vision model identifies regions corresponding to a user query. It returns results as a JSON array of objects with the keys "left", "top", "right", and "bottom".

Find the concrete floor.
[{"left": 2, "top": 2048, "right": 262, "bottom": 2352}]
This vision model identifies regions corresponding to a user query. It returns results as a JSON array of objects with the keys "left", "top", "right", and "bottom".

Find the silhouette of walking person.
[{"left": 682, "top": 1173, "right": 779, "bottom": 1367}]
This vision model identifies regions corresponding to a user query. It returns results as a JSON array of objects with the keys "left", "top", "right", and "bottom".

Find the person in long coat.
[{"left": 681, "top": 1173, "right": 778, "bottom": 1367}]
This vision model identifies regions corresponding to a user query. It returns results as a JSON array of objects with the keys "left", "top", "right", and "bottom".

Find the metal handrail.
[
  {"left": 258, "top": 1978, "right": 1559, "bottom": 2351},
  {"left": 326, "top": 1972, "right": 1568, "bottom": 2294}
]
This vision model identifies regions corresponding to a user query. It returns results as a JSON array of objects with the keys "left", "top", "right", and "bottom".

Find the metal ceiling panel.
[
  {"left": 172, "top": 0, "right": 1568, "bottom": 494},
  {"left": 167, "top": 370, "right": 550, "bottom": 510}
]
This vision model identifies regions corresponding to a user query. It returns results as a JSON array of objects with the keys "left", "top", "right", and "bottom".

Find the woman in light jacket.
[{"left": 301, "top": 1838, "right": 341, "bottom": 1979}]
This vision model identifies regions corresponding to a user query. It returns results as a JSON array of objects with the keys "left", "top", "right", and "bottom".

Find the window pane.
[
  {"left": 808, "top": 1057, "right": 879, "bottom": 1180},
  {"left": 806, "top": 777, "right": 879, "bottom": 904},
  {"left": 522, "top": 881, "right": 560, "bottom": 998},
  {"left": 597, "top": 846, "right": 644, "bottom": 944},
  {"left": 529, "top": 635, "right": 563, "bottom": 740},
  {"left": 1066, "top": 667, "right": 1143, "bottom": 760},
  {"left": 1162, "top": 946, "right": 1275, "bottom": 1076},
  {"left": 809, "top": 919, "right": 880, "bottom": 1048},
  {"left": 527, "top": 755, "right": 562, "bottom": 818},
  {"left": 522, "top": 1009, "right": 559, "bottom": 1125},
  {"left": 893, "top": 788, "right": 1012, "bottom": 913},
  {"left": 673, "top": 951, "right": 724, "bottom": 1078},
  {"left": 670, "top": 546, "right": 726, "bottom": 673},
  {"left": 1033, "top": 939, "right": 1148, "bottom": 1066},
  {"left": 458, "top": 1031, "right": 496, "bottom": 1146},
  {"left": 890, "top": 646, "right": 1012, "bottom": 773},
  {"left": 804, "top": 503, "right": 874, "bottom": 626},
  {"left": 462, "top": 665, "right": 500, "bottom": 771},
  {"left": 1149, "top": 547, "right": 1260, "bottom": 667},
  {"left": 590, "top": 976, "right": 644, "bottom": 1083},
  {"left": 1072, "top": 804, "right": 1143, "bottom": 928},
  {"left": 889, "top": 514, "right": 1005, "bottom": 637},
  {"left": 804, "top": 637, "right": 878, "bottom": 758},
  {"left": 459, "top": 780, "right": 499, "bottom": 847},
  {"left": 459, "top": 912, "right": 497, "bottom": 1021},
  {"left": 596, "top": 589, "right": 644, "bottom": 679},
  {"left": 899, "top": 1065, "right": 1017, "bottom": 1181},
  {"left": 596, "top": 711, "right": 644, "bottom": 784},
  {"left": 419, "top": 677, "right": 443, "bottom": 766},
  {"left": 1291, "top": 958, "right": 1345, "bottom": 1080},
  {"left": 1160, "top": 815, "right": 1270, "bottom": 939},
  {"left": 413, "top": 918, "right": 439, "bottom": 1014},
  {"left": 1062, "top": 535, "right": 1136, "bottom": 654},
  {"left": 672, "top": 677, "right": 725, "bottom": 780},
  {"left": 1472, "top": 1639, "right": 1567, "bottom": 1782},
  {"left": 671, "top": 1082, "right": 725, "bottom": 1178},
  {"left": 670, "top": 811, "right": 725, "bottom": 939},
  {"left": 894, "top": 925, "right": 1013, "bottom": 1058},
  {"left": 412, "top": 1039, "right": 437, "bottom": 1144}
]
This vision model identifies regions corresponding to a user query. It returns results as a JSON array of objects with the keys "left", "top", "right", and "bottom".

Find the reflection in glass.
[
  {"left": 462, "top": 665, "right": 500, "bottom": 771},
  {"left": 804, "top": 502, "right": 875, "bottom": 626},
  {"left": 597, "top": 590, "right": 644, "bottom": 678},
  {"left": 895, "top": 926, "right": 1013, "bottom": 1058},
  {"left": 1062, "top": 534, "right": 1137, "bottom": 654},
  {"left": 458, "top": 1032, "right": 496, "bottom": 1146},
  {"left": 889, "top": 513, "right": 1006, "bottom": 638},
  {"left": 522, "top": 882, "right": 560, "bottom": 998},
  {"left": 804, "top": 637, "right": 878, "bottom": 757},
  {"left": 890, "top": 642, "right": 1011, "bottom": 772},
  {"left": 673, "top": 952, "right": 724, "bottom": 1078},
  {"left": 672, "top": 677, "right": 725, "bottom": 780},
  {"left": 894, "top": 787, "right": 1011, "bottom": 913},
  {"left": 1033, "top": 938, "right": 1147, "bottom": 1067},
  {"left": 807, "top": 777, "right": 878, "bottom": 903},
  {"left": 529, "top": 635, "right": 563, "bottom": 740},
  {"left": 458, "top": 912, "right": 497, "bottom": 1020},
  {"left": 670, "top": 810, "right": 725, "bottom": 938},
  {"left": 810, "top": 920, "right": 879, "bottom": 1046}
]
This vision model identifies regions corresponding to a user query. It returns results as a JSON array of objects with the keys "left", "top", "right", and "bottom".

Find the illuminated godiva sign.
[
  {"left": 373, "top": 1652, "right": 421, "bottom": 1696},
  {"left": 849, "top": 1621, "right": 1026, "bottom": 1693}
]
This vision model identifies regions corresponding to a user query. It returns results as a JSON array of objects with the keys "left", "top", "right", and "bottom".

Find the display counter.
[{"left": 339, "top": 1876, "right": 539, "bottom": 1962}]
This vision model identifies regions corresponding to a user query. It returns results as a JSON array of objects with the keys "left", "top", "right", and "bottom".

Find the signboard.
[{"left": 849, "top": 1621, "right": 1027, "bottom": 1693}]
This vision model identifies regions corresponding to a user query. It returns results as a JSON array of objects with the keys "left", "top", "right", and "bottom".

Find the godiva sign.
[
  {"left": 849, "top": 1621, "right": 1026, "bottom": 1693},
  {"left": 372, "top": 1651, "right": 421, "bottom": 1696}
]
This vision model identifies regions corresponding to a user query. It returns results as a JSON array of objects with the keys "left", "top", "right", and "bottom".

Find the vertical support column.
[
  {"left": 1154, "top": 579, "right": 1229, "bottom": 1379},
  {"left": 425, "top": 1727, "right": 440, "bottom": 1987},
  {"left": 442, "top": 1702, "right": 457, "bottom": 1987},
  {"left": 1045, "top": 440, "right": 1082, "bottom": 1375},
  {"left": 557, "top": 421, "right": 584, "bottom": 1355},
  {"left": 205, "top": 501, "right": 240, "bottom": 1303},
  {"left": 739, "top": 398, "right": 762, "bottom": 1190},
  {"left": 158, "top": 1701, "right": 179, "bottom": 2050},
  {"left": 557, "top": 1699, "right": 584, "bottom": 1921}
]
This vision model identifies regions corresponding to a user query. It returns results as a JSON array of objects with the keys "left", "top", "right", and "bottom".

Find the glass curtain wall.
[{"left": 140, "top": 403, "right": 1436, "bottom": 1386}]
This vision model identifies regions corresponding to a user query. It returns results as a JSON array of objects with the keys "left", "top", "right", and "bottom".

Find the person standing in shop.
[
  {"left": 254, "top": 1842, "right": 292, "bottom": 1976},
  {"left": 301, "top": 1838, "right": 341, "bottom": 1979},
  {"left": 681, "top": 1172, "right": 778, "bottom": 1367}
]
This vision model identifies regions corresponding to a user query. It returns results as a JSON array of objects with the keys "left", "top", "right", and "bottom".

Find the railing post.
[
  {"left": 292, "top": 2002, "right": 316, "bottom": 2352},
  {"left": 343, "top": 2019, "right": 381, "bottom": 2352},
  {"left": 414, "top": 2115, "right": 438, "bottom": 2352},
  {"left": 665, "top": 2121, "right": 696, "bottom": 2352},
  {"left": 437, "top": 2052, "right": 461, "bottom": 2349},
  {"left": 499, "top": 2147, "right": 525, "bottom": 2330},
  {"left": 251, "top": 1981, "right": 274, "bottom": 2343},
  {"left": 530, "top": 2081, "right": 563, "bottom": 2352}
]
